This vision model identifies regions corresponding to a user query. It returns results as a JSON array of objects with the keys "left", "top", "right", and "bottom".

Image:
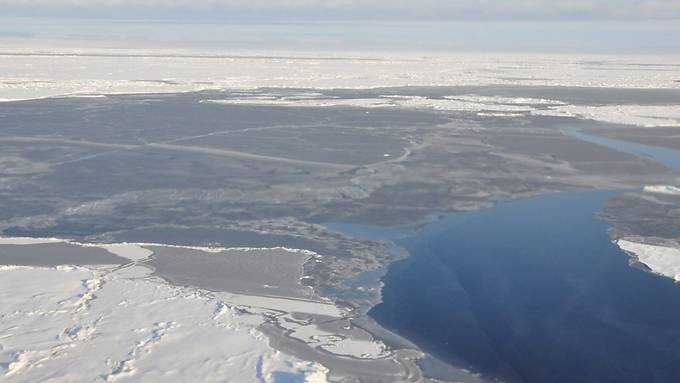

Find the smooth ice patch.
[{"left": 618, "top": 239, "right": 680, "bottom": 282}]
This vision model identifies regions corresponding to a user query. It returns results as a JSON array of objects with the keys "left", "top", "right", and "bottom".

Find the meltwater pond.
[{"left": 363, "top": 190, "right": 680, "bottom": 383}]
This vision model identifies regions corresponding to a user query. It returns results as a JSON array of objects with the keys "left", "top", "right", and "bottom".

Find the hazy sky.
[
  {"left": 0, "top": 1, "right": 678, "bottom": 54},
  {"left": 1, "top": 0, "right": 679, "bottom": 21}
]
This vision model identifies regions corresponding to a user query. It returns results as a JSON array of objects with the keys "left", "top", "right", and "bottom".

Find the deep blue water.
[
  {"left": 327, "top": 132, "right": 680, "bottom": 382},
  {"left": 366, "top": 190, "right": 680, "bottom": 383}
]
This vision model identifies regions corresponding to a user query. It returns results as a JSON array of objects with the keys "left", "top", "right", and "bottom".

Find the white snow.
[
  {"left": 320, "top": 337, "right": 386, "bottom": 360},
  {"left": 88, "top": 243, "right": 154, "bottom": 262},
  {"left": 0, "top": 237, "right": 356, "bottom": 382},
  {"left": 0, "top": 263, "right": 330, "bottom": 383},
  {"left": 203, "top": 94, "right": 546, "bottom": 115},
  {"left": 617, "top": 239, "right": 680, "bottom": 282},
  {"left": 1, "top": 49, "right": 679, "bottom": 102},
  {"left": 2, "top": 48, "right": 679, "bottom": 129},
  {"left": 533, "top": 104, "right": 680, "bottom": 128},
  {"left": 446, "top": 95, "right": 566, "bottom": 106},
  {"left": 216, "top": 292, "right": 342, "bottom": 318},
  {"left": 201, "top": 92, "right": 677, "bottom": 130},
  {"left": 0, "top": 236, "right": 397, "bottom": 381},
  {"left": 0, "top": 235, "right": 319, "bottom": 261},
  {"left": 643, "top": 185, "right": 680, "bottom": 195},
  {"left": 0, "top": 236, "right": 66, "bottom": 245},
  {"left": 280, "top": 320, "right": 388, "bottom": 360}
]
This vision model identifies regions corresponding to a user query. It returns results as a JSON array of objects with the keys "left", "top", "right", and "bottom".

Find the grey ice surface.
[
  {"left": 113, "top": 226, "right": 351, "bottom": 257},
  {"left": 319, "top": 85, "right": 680, "bottom": 106},
  {"left": 592, "top": 127, "right": 680, "bottom": 150},
  {"left": 145, "top": 246, "right": 313, "bottom": 299},
  {"left": 1, "top": 85, "right": 678, "bottom": 313},
  {"left": 2, "top": 85, "right": 680, "bottom": 383},
  {"left": 0, "top": 242, "right": 128, "bottom": 266},
  {"left": 604, "top": 192, "right": 680, "bottom": 243},
  {"left": 260, "top": 322, "right": 421, "bottom": 383}
]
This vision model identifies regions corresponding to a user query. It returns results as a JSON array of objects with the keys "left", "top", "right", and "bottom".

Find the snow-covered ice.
[
  {"left": 617, "top": 239, "right": 680, "bottom": 282},
  {"left": 534, "top": 104, "right": 680, "bottom": 128},
  {"left": 95, "top": 243, "right": 154, "bottom": 262},
  {"left": 1, "top": 49, "right": 679, "bottom": 103},
  {"left": 280, "top": 320, "right": 388, "bottom": 360},
  {"left": 2, "top": 48, "right": 679, "bottom": 129},
  {"left": 643, "top": 185, "right": 680, "bottom": 196},
  {"left": 0, "top": 237, "right": 346, "bottom": 383},
  {"left": 0, "top": 236, "right": 65, "bottom": 245},
  {"left": 205, "top": 91, "right": 680, "bottom": 128},
  {"left": 0, "top": 263, "right": 330, "bottom": 383},
  {"left": 203, "top": 94, "right": 549, "bottom": 115}
]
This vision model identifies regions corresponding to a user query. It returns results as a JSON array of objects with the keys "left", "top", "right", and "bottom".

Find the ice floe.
[
  {"left": 203, "top": 94, "right": 548, "bottom": 115},
  {"left": 0, "top": 235, "right": 393, "bottom": 382},
  {"left": 0, "top": 262, "right": 329, "bottom": 382},
  {"left": 280, "top": 320, "right": 388, "bottom": 360},
  {"left": 201, "top": 92, "right": 676, "bottom": 130},
  {"left": 533, "top": 104, "right": 680, "bottom": 128},
  {"left": 0, "top": 236, "right": 66, "bottom": 245},
  {"left": 617, "top": 239, "right": 680, "bottom": 282},
  {"left": 1, "top": 49, "right": 679, "bottom": 102},
  {"left": 643, "top": 185, "right": 680, "bottom": 195}
]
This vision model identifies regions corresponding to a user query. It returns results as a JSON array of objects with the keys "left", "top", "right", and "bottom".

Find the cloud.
[{"left": 1, "top": 0, "right": 679, "bottom": 20}]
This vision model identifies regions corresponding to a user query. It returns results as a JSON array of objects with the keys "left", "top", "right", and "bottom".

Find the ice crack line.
[
  {"left": 103, "top": 321, "right": 177, "bottom": 382},
  {"left": 74, "top": 277, "right": 104, "bottom": 314}
]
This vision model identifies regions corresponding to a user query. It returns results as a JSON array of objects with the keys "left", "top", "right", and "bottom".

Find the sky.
[
  {"left": 0, "top": 1, "right": 679, "bottom": 54},
  {"left": 1, "top": 0, "right": 680, "bottom": 21}
]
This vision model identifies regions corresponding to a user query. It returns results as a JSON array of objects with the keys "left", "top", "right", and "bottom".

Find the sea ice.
[
  {"left": 617, "top": 239, "right": 680, "bottom": 282},
  {"left": 643, "top": 185, "right": 680, "bottom": 195},
  {"left": 0, "top": 264, "right": 330, "bottom": 383}
]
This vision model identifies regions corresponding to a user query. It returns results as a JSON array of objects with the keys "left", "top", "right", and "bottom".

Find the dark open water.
[
  {"left": 369, "top": 190, "right": 680, "bottom": 382},
  {"left": 360, "top": 133, "right": 680, "bottom": 382}
]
